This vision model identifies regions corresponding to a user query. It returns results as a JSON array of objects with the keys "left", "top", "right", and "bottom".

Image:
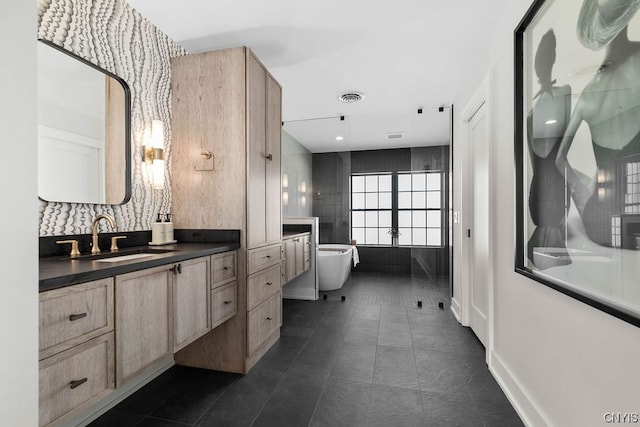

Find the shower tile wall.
[{"left": 312, "top": 147, "right": 450, "bottom": 277}]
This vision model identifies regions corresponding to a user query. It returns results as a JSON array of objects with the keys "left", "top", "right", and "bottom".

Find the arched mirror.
[{"left": 37, "top": 39, "right": 131, "bottom": 205}]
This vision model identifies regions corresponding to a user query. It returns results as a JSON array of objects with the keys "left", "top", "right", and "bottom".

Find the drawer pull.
[
  {"left": 266, "top": 317, "right": 273, "bottom": 321},
  {"left": 69, "top": 378, "right": 88, "bottom": 389},
  {"left": 223, "top": 300, "right": 233, "bottom": 305},
  {"left": 223, "top": 266, "right": 229, "bottom": 270},
  {"left": 69, "top": 313, "right": 87, "bottom": 322},
  {"left": 265, "top": 282, "right": 272, "bottom": 286},
  {"left": 265, "top": 255, "right": 271, "bottom": 259},
  {"left": 170, "top": 264, "right": 182, "bottom": 275}
]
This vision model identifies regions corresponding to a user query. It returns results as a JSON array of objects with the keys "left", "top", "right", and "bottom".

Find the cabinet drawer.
[
  {"left": 247, "top": 293, "right": 281, "bottom": 355},
  {"left": 211, "top": 281, "right": 237, "bottom": 328},
  {"left": 211, "top": 251, "right": 237, "bottom": 288},
  {"left": 40, "top": 333, "right": 114, "bottom": 427},
  {"left": 248, "top": 243, "right": 282, "bottom": 274},
  {"left": 247, "top": 264, "right": 281, "bottom": 311},
  {"left": 39, "top": 279, "right": 114, "bottom": 360}
]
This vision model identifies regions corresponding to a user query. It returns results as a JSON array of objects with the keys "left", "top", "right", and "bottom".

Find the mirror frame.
[{"left": 38, "top": 38, "right": 132, "bottom": 205}]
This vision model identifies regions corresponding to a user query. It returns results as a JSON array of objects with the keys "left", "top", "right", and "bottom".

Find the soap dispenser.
[
  {"left": 151, "top": 213, "right": 166, "bottom": 245},
  {"left": 164, "top": 213, "right": 175, "bottom": 243}
]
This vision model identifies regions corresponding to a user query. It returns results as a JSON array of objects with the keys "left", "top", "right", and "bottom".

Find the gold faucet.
[{"left": 91, "top": 214, "right": 116, "bottom": 254}]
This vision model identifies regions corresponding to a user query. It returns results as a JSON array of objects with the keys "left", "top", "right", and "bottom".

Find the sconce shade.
[{"left": 144, "top": 119, "right": 165, "bottom": 189}]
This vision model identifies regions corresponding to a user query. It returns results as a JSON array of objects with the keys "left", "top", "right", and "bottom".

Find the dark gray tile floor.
[{"left": 90, "top": 272, "right": 523, "bottom": 426}]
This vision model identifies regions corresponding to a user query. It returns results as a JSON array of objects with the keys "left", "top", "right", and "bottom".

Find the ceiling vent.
[
  {"left": 337, "top": 91, "right": 364, "bottom": 103},
  {"left": 386, "top": 132, "right": 405, "bottom": 140}
]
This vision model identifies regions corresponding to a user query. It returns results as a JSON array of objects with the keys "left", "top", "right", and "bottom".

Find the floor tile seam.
[
  {"left": 304, "top": 348, "right": 345, "bottom": 427},
  {"left": 141, "top": 414, "right": 195, "bottom": 426},
  {"left": 247, "top": 370, "right": 289, "bottom": 427},
  {"left": 190, "top": 377, "right": 241, "bottom": 426}
]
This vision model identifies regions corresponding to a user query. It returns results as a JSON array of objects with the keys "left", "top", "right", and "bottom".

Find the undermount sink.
[{"left": 66, "top": 247, "right": 176, "bottom": 262}]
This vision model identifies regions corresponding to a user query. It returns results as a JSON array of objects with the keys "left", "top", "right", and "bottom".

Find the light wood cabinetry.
[
  {"left": 38, "top": 279, "right": 115, "bottom": 426},
  {"left": 39, "top": 333, "right": 114, "bottom": 427},
  {"left": 211, "top": 251, "right": 238, "bottom": 329},
  {"left": 247, "top": 53, "right": 282, "bottom": 249},
  {"left": 171, "top": 46, "right": 282, "bottom": 374},
  {"left": 246, "top": 243, "right": 282, "bottom": 359},
  {"left": 211, "top": 282, "right": 237, "bottom": 328},
  {"left": 212, "top": 251, "right": 237, "bottom": 287},
  {"left": 282, "top": 233, "right": 311, "bottom": 284},
  {"left": 247, "top": 293, "right": 281, "bottom": 355},
  {"left": 115, "top": 265, "right": 173, "bottom": 386},
  {"left": 38, "top": 251, "right": 236, "bottom": 425},
  {"left": 39, "top": 278, "right": 114, "bottom": 360},
  {"left": 173, "top": 257, "right": 211, "bottom": 352}
]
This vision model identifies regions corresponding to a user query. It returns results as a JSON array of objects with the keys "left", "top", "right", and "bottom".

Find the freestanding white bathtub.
[{"left": 317, "top": 244, "right": 353, "bottom": 291}]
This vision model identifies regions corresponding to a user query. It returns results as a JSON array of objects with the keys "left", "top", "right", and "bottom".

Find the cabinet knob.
[
  {"left": 265, "top": 154, "right": 273, "bottom": 161},
  {"left": 223, "top": 300, "right": 233, "bottom": 305},
  {"left": 70, "top": 378, "right": 88, "bottom": 389},
  {"left": 69, "top": 313, "right": 87, "bottom": 322},
  {"left": 223, "top": 266, "right": 229, "bottom": 270}
]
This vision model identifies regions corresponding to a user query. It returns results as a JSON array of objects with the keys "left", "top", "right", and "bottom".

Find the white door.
[{"left": 468, "top": 101, "right": 489, "bottom": 347}]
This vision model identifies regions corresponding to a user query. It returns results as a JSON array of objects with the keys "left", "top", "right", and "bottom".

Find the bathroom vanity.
[
  {"left": 38, "top": 233, "right": 239, "bottom": 427},
  {"left": 281, "top": 217, "right": 319, "bottom": 301}
]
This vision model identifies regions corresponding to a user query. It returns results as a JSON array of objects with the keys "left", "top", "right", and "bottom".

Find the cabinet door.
[
  {"left": 294, "top": 238, "right": 305, "bottom": 277},
  {"left": 173, "top": 257, "right": 211, "bottom": 352},
  {"left": 265, "top": 73, "right": 282, "bottom": 244},
  {"left": 115, "top": 266, "right": 172, "bottom": 386},
  {"left": 247, "top": 52, "right": 267, "bottom": 249},
  {"left": 303, "top": 235, "right": 311, "bottom": 272},
  {"left": 283, "top": 238, "right": 296, "bottom": 283}
]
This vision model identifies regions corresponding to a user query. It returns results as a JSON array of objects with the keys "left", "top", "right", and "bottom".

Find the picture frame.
[{"left": 514, "top": 0, "right": 640, "bottom": 327}]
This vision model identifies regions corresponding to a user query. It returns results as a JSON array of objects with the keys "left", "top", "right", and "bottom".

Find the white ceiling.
[{"left": 127, "top": 0, "right": 505, "bottom": 152}]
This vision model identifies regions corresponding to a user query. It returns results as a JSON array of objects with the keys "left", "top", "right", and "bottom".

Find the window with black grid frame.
[{"left": 350, "top": 171, "right": 443, "bottom": 247}]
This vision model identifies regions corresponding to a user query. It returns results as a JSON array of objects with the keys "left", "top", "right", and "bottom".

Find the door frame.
[{"left": 452, "top": 72, "right": 495, "bottom": 361}]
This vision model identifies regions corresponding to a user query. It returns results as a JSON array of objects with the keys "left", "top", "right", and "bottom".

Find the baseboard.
[
  {"left": 450, "top": 296, "right": 462, "bottom": 322},
  {"left": 489, "top": 350, "right": 548, "bottom": 427}
]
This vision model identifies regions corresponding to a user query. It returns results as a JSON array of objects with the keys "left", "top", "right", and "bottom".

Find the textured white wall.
[
  {"left": 0, "top": 1, "right": 39, "bottom": 425},
  {"left": 454, "top": 1, "right": 640, "bottom": 425},
  {"left": 37, "top": 0, "right": 186, "bottom": 236}
]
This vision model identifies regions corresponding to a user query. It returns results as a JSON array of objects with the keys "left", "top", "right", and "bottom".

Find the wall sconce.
[
  {"left": 282, "top": 191, "right": 289, "bottom": 206},
  {"left": 143, "top": 120, "right": 165, "bottom": 190},
  {"left": 283, "top": 173, "right": 289, "bottom": 188}
]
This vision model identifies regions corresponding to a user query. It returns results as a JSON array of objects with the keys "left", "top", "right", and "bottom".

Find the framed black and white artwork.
[{"left": 515, "top": 0, "right": 640, "bottom": 327}]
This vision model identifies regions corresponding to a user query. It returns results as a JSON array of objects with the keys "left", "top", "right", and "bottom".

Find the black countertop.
[{"left": 39, "top": 229, "right": 241, "bottom": 292}]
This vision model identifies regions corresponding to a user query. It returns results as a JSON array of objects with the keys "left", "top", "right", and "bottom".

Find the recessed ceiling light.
[
  {"left": 336, "top": 136, "right": 344, "bottom": 141},
  {"left": 337, "top": 91, "right": 364, "bottom": 103}
]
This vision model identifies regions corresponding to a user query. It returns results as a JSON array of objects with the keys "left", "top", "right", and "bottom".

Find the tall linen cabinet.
[{"left": 171, "top": 47, "right": 282, "bottom": 374}]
